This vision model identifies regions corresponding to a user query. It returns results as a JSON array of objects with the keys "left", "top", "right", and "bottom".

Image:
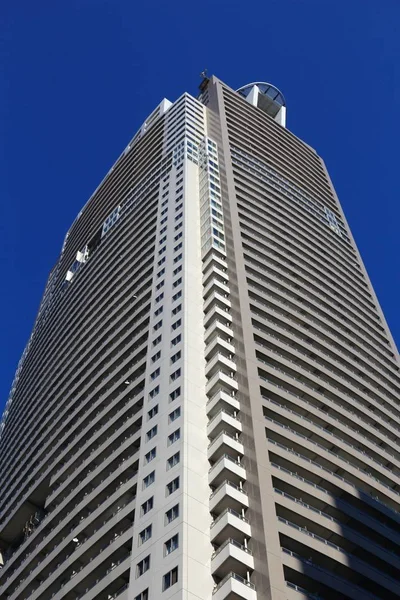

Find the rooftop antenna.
[{"left": 199, "top": 69, "right": 210, "bottom": 92}]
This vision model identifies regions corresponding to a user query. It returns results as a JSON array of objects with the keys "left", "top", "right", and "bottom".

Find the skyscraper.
[{"left": 0, "top": 74, "right": 399, "bottom": 600}]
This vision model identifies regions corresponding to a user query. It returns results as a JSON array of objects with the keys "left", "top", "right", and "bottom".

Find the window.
[
  {"left": 148, "top": 405, "right": 159, "bottom": 419},
  {"left": 149, "top": 386, "right": 159, "bottom": 399},
  {"left": 151, "top": 351, "right": 161, "bottom": 363},
  {"left": 175, "top": 202, "right": 183, "bottom": 211},
  {"left": 174, "top": 242, "right": 183, "bottom": 252},
  {"left": 168, "top": 429, "right": 180, "bottom": 445},
  {"left": 139, "top": 524, "right": 152, "bottom": 545},
  {"left": 159, "top": 236, "right": 167, "bottom": 245},
  {"left": 160, "top": 225, "right": 167, "bottom": 234},
  {"left": 150, "top": 368, "right": 160, "bottom": 380},
  {"left": 145, "top": 448, "right": 157, "bottom": 464},
  {"left": 172, "top": 291, "right": 182, "bottom": 301},
  {"left": 171, "top": 334, "right": 181, "bottom": 346},
  {"left": 154, "top": 320, "right": 162, "bottom": 331},
  {"left": 174, "top": 232, "right": 183, "bottom": 242},
  {"left": 173, "top": 265, "right": 182, "bottom": 276},
  {"left": 170, "top": 368, "right": 181, "bottom": 382},
  {"left": 154, "top": 306, "right": 163, "bottom": 317},
  {"left": 155, "top": 292, "right": 164, "bottom": 303},
  {"left": 156, "top": 280, "right": 164, "bottom": 290},
  {"left": 143, "top": 471, "right": 155, "bottom": 489},
  {"left": 134, "top": 590, "right": 149, "bottom": 600},
  {"left": 161, "top": 207, "right": 168, "bottom": 216},
  {"left": 158, "top": 246, "right": 166, "bottom": 255},
  {"left": 164, "top": 534, "right": 179, "bottom": 555},
  {"left": 171, "top": 304, "right": 181, "bottom": 316},
  {"left": 165, "top": 504, "right": 179, "bottom": 524},
  {"left": 167, "top": 451, "right": 180, "bottom": 470},
  {"left": 169, "top": 407, "right": 181, "bottom": 423},
  {"left": 158, "top": 257, "right": 166, "bottom": 267},
  {"left": 136, "top": 555, "right": 150, "bottom": 577},
  {"left": 101, "top": 205, "right": 120, "bottom": 237},
  {"left": 146, "top": 425, "right": 158, "bottom": 441},
  {"left": 175, "top": 212, "right": 183, "bottom": 221},
  {"left": 172, "top": 278, "right": 182, "bottom": 290},
  {"left": 169, "top": 387, "right": 181, "bottom": 401},
  {"left": 163, "top": 566, "right": 178, "bottom": 590},
  {"left": 153, "top": 335, "right": 162, "bottom": 346},
  {"left": 170, "top": 350, "right": 181, "bottom": 364},
  {"left": 157, "top": 268, "right": 165, "bottom": 278},
  {"left": 172, "top": 318, "right": 181, "bottom": 330},
  {"left": 173, "top": 253, "right": 182, "bottom": 263},
  {"left": 141, "top": 497, "right": 154, "bottom": 515},
  {"left": 161, "top": 216, "right": 168, "bottom": 225}
]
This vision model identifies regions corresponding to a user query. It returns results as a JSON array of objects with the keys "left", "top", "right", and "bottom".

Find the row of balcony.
[{"left": 202, "top": 249, "right": 256, "bottom": 600}]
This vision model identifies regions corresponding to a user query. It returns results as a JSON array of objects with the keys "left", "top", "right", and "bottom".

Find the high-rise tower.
[{"left": 1, "top": 76, "right": 400, "bottom": 600}]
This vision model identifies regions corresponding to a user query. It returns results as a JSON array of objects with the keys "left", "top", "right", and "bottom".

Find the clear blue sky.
[{"left": 1, "top": 0, "right": 399, "bottom": 414}]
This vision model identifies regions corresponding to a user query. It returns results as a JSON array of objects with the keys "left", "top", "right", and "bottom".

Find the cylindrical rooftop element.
[{"left": 236, "top": 82, "right": 286, "bottom": 127}]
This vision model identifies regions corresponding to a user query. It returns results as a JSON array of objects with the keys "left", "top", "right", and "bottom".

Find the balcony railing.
[
  {"left": 286, "top": 581, "right": 321, "bottom": 599},
  {"left": 275, "top": 488, "right": 400, "bottom": 560},
  {"left": 278, "top": 517, "right": 400, "bottom": 586},
  {"left": 213, "top": 572, "right": 255, "bottom": 594},
  {"left": 283, "top": 548, "right": 382, "bottom": 600},
  {"left": 269, "top": 446, "right": 400, "bottom": 518},
  {"left": 263, "top": 393, "right": 398, "bottom": 470},
  {"left": 209, "top": 454, "right": 242, "bottom": 474},
  {"left": 211, "top": 508, "right": 248, "bottom": 529},
  {"left": 210, "top": 480, "right": 247, "bottom": 500},
  {"left": 212, "top": 538, "right": 252, "bottom": 560},
  {"left": 208, "top": 430, "right": 242, "bottom": 450},
  {"left": 265, "top": 416, "right": 400, "bottom": 498}
]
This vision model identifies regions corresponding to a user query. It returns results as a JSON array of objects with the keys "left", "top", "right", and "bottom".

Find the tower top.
[{"left": 236, "top": 81, "right": 286, "bottom": 127}]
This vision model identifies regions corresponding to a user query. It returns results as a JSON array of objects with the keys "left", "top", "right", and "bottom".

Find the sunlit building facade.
[{"left": 0, "top": 76, "right": 400, "bottom": 600}]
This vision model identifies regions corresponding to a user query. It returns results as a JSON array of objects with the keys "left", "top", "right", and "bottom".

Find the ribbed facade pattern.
[{"left": 0, "top": 75, "right": 399, "bottom": 600}]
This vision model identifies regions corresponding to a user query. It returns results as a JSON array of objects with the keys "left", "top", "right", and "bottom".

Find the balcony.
[
  {"left": 206, "top": 354, "right": 237, "bottom": 380},
  {"left": 205, "top": 337, "right": 235, "bottom": 361},
  {"left": 210, "top": 508, "right": 251, "bottom": 545},
  {"left": 204, "top": 321, "right": 234, "bottom": 345},
  {"left": 208, "top": 431, "right": 244, "bottom": 462},
  {"left": 203, "top": 266, "right": 230, "bottom": 288},
  {"left": 206, "top": 372, "right": 238, "bottom": 397},
  {"left": 207, "top": 390, "right": 240, "bottom": 418},
  {"left": 203, "top": 278, "right": 231, "bottom": 301},
  {"left": 286, "top": 581, "right": 321, "bottom": 600},
  {"left": 202, "top": 252, "right": 228, "bottom": 275},
  {"left": 209, "top": 455, "right": 246, "bottom": 488},
  {"left": 207, "top": 411, "right": 242, "bottom": 439},
  {"left": 210, "top": 481, "right": 249, "bottom": 514},
  {"left": 213, "top": 572, "right": 256, "bottom": 600},
  {"left": 204, "top": 291, "right": 232, "bottom": 314},
  {"left": 204, "top": 306, "right": 233, "bottom": 330},
  {"left": 212, "top": 539, "right": 254, "bottom": 578}
]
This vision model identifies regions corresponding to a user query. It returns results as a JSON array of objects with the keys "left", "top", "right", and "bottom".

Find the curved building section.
[{"left": 0, "top": 75, "right": 399, "bottom": 600}]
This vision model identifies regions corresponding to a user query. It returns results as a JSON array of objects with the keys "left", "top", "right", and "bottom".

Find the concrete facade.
[{"left": 0, "top": 76, "right": 400, "bottom": 600}]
